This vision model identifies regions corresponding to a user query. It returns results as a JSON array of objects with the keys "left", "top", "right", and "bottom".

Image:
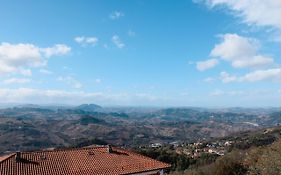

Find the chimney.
[
  {"left": 40, "top": 154, "right": 47, "bottom": 160},
  {"left": 16, "top": 152, "right": 21, "bottom": 162},
  {"left": 107, "top": 145, "right": 113, "bottom": 153}
]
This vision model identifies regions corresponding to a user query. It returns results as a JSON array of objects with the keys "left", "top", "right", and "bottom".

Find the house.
[
  {"left": 0, "top": 145, "right": 170, "bottom": 175},
  {"left": 208, "top": 148, "right": 215, "bottom": 154},
  {"left": 150, "top": 143, "right": 162, "bottom": 148}
]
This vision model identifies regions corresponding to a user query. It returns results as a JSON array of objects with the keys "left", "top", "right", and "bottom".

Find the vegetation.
[
  {"left": 1, "top": 106, "right": 281, "bottom": 175},
  {"left": 135, "top": 126, "right": 281, "bottom": 175},
  {"left": 71, "top": 138, "right": 107, "bottom": 148},
  {"left": 135, "top": 147, "right": 218, "bottom": 172},
  {"left": 3, "top": 106, "right": 279, "bottom": 153},
  {"left": 78, "top": 115, "right": 105, "bottom": 125},
  {"left": 180, "top": 139, "right": 281, "bottom": 175}
]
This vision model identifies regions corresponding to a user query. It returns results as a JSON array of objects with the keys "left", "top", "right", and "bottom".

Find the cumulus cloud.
[
  {"left": 74, "top": 36, "right": 98, "bottom": 46},
  {"left": 202, "top": 0, "right": 281, "bottom": 29},
  {"left": 109, "top": 11, "right": 124, "bottom": 20},
  {"left": 2, "top": 78, "right": 31, "bottom": 84},
  {"left": 112, "top": 35, "right": 125, "bottom": 48},
  {"left": 211, "top": 34, "right": 274, "bottom": 68},
  {"left": 0, "top": 42, "right": 70, "bottom": 76},
  {"left": 41, "top": 44, "right": 71, "bottom": 58},
  {"left": 197, "top": 34, "right": 279, "bottom": 84},
  {"left": 196, "top": 58, "right": 219, "bottom": 71},
  {"left": 57, "top": 76, "right": 83, "bottom": 89},
  {"left": 19, "top": 69, "right": 32, "bottom": 76},
  {"left": 220, "top": 72, "right": 237, "bottom": 83},
  {"left": 220, "top": 68, "right": 281, "bottom": 83}
]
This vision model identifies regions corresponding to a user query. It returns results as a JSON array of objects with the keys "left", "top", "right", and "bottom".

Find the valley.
[{"left": 0, "top": 104, "right": 280, "bottom": 154}]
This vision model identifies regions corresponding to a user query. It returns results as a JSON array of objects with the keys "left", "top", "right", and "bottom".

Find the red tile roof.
[
  {"left": 0, "top": 154, "right": 14, "bottom": 163},
  {"left": 0, "top": 146, "right": 170, "bottom": 175}
]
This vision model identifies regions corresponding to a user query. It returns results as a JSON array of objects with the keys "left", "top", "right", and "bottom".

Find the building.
[
  {"left": 150, "top": 143, "right": 162, "bottom": 148},
  {"left": 0, "top": 146, "right": 170, "bottom": 175}
]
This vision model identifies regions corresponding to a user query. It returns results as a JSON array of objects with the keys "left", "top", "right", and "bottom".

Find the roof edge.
[
  {"left": 0, "top": 153, "right": 15, "bottom": 163},
  {"left": 122, "top": 166, "right": 171, "bottom": 175}
]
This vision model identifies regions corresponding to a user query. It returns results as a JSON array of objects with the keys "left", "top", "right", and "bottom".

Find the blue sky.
[{"left": 0, "top": 0, "right": 281, "bottom": 107}]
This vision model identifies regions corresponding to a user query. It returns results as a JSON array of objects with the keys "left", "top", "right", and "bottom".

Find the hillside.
[
  {"left": 0, "top": 106, "right": 281, "bottom": 154},
  {"left": 135, "top": 125, "right": 281, "bottom": 175}
]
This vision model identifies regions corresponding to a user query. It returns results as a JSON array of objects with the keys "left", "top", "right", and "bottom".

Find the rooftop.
[{"left": 0, "top": 146, "right": 170, "bottom": 175}]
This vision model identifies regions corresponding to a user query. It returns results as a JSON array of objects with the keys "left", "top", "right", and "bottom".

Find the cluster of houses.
[
  {"left": 180, "top": 141, "right": 229, "bottom": 158},
  {"left": 149, "top": 140, "right": 235, "bottom": 158}
]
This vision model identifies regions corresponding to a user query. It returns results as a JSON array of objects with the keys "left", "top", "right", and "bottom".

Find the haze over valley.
[{"left": 1, "top": 104, "right": 281, "bottom": 154}]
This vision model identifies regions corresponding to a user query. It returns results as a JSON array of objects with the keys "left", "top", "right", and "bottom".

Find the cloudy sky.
[{"left": 0, "top": 0, "right": 281, "bottom": 107}]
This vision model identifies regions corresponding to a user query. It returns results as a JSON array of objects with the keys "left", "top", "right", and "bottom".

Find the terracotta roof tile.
[
  {"left": 0, "top": 146, "right": 170, "bottom": 175},
  {"left": 0, "top": 154, "right": 14, "bottom": 163}
]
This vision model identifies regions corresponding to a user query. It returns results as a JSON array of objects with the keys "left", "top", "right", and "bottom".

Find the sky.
[{"left": 0, "top": 0, "right": 281, "bottom": 107}]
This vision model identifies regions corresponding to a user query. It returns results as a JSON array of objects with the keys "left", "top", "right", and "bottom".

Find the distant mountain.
[
  {"left": 12, "top": 104, "right": 75, "bottom": 111},
  {"left": 16, "top": 104, "right": 42, "bottom": 108},
  {"left": 75, "top": 104, "right": 102, "bottom": 112},
  {"left": 1, "top": 106, "right": 281, "bottom": 154}
]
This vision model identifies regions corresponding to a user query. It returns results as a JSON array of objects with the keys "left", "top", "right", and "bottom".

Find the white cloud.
[
  {"left": 0, "top": 43, "right": 43, "bottom": 75},
  {"left": 57, "top": 76, "right": 83, "bottom": 89},
  {"left": 196, "top": 58, "right": 219, "bottom": 71},
  {"left": 19, "top": 69, "right": 32, "bottom": 76},
  {"left": 39, "top": 69, "right": 53, "bottom": 75},
  {"left": 230, "top": 55, "right": 274, "bottom": 68},
  {"left": 220, "top": 72, "right": 238, "bottom": 83},
  {"left": 74, "top": 37, "right": 84, "bottom": 43},
  {"left": 0, "top": 88, "right": 167, "bottom": 105},
  {"left": 0, "top": 42, "right": 70, "bottom": 76},
  {"left": 2, "top": 78, "right": 31, "bottom": 84},
  {"left": 41, "top": 44, "right": 71, "bottom": 58},
  {"left": 74, "top": 36, "right": 98, "bottom": 46},
  {"left": 203, "top": 0, "right": 281, "bottom": 29},
  {"left": 211, "top": 34, "right": 258, "bottom": 60},
  {"left": 196, "top": 33, "right": 279, "bottom": 84},
  {"left": 220, "top": 68, "right": 281, "bottom": 83},
  {"left": 0, "top": 88, "right": 100, "bottom": 104},
  {"left": 239, "top": 68, "right": 281, "bottom": 82},
  {"left": 210, "top": 34, "right": 274, "bottom": 68},
  {"left": 109, "top": 11, "right": 124, "bottom": 20},
  {"left": 112, "top": 35, "right": 125, "bottom": 48}
]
